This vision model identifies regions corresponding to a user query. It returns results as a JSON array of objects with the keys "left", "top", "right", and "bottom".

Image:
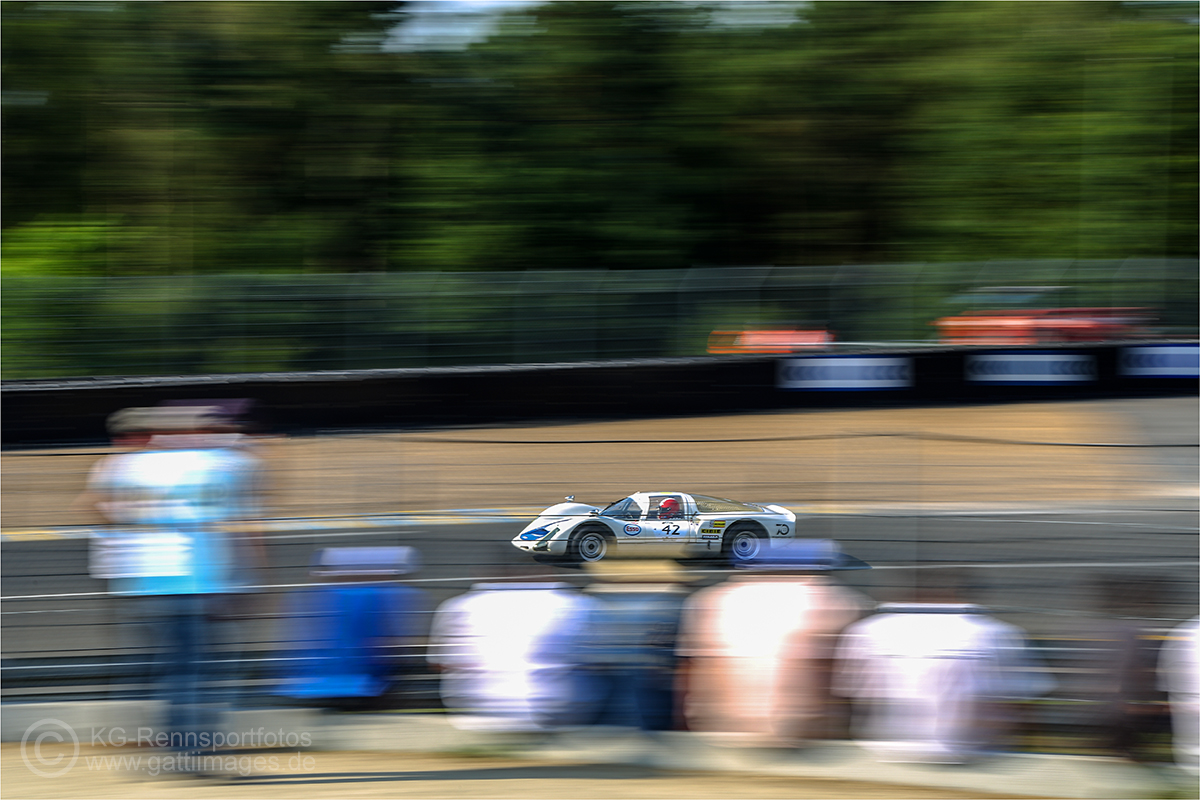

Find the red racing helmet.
[{"left": 658, "top": 498, "right": 681, "bottom": 519}]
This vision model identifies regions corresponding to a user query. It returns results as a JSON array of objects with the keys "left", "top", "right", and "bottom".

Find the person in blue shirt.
[{"left": 277, "top": 547, "right": 429, "bottom": 710}]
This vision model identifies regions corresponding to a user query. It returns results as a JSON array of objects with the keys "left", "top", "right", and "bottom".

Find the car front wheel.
[{"left": 571, "top": 528, "right": 610, "bottom": 564}]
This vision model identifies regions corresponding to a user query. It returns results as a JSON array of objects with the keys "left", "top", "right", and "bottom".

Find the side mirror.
[{"left": 588, "top": 509, "right": 599, "bottom": 516}]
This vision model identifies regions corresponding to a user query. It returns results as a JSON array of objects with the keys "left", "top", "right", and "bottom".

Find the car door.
[
  {"left": 599, "top": 497, "right": 645, "bottom": 545},
  {"left": 639, "top": 494, "right": 696, "bottom": 545}
]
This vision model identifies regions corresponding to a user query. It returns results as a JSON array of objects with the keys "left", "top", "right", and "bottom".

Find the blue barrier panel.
[
  {"left": 1120, "top": 344, "right": 1199, "bottom": 379},
  {"left": 965, "top": 353, "right": 1097, "bottom": 385},
  {"left": 777, "top": 356, "right": 913, "bottom": 391}
]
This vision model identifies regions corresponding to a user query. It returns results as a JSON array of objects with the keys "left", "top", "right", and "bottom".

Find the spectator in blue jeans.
[
  {"left": 82, "top": 406, "right": 256, "bottom": 763},
  {"left": 576, "top": 559, "right": 691, "bottom": 731}
]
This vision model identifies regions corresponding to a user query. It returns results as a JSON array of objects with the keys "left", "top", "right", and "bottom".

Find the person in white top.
[
  {"left": 834, "top": 571, "right": 1053, "bottom": 764},
  {"left": 427, "top": 571, "right": 600, "bottom": 732},
  {"left": 1158, "top": 616, "right": 1200, "bottom": 776},
  {"left": 675, "top": 539, "right": 871, "bottom": 747}
]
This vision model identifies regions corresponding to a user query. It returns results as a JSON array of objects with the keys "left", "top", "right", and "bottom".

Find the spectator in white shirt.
[
  {"left": 1159, "top": 616, "right": 1200, "bottom": 776},
  {"left": 834, "top": 570, "right": 1053, "bottom": 764},
  {"left": 428, "top": 566, "right": 599, "bottom": 732},
  {"left": 676, "top": 539, "right": 871, "bottom": 747}
]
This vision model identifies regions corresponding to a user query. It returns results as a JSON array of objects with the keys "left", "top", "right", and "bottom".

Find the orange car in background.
[
  {"left": 707, "top": 328, "right": 833, "bottom": 354},
  {"left": 933, "top": 287, "right": 1154, "bottom": 345}
]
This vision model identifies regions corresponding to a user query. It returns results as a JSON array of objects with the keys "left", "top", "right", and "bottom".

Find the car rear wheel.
[
  {"left": 571, "top": 528, "right": 611, "bottom": 564},
  {"left": 723, "top": 524, "right": 765, "bottom": 566}
]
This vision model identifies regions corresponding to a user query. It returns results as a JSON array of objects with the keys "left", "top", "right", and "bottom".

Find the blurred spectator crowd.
[{"left": 79, "top": 405, "right": 1198, "bottom": 777}]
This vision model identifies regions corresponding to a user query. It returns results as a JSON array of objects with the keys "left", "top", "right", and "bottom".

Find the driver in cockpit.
[{"left": 657, "top": 497, "right": 681, "bottom": 520}]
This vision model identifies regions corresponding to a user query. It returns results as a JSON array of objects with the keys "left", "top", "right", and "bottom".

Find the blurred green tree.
[
  {"left": 3, "top": 1, "right": 402, "bottom": 275},
  {"left": 2, "top": 1, "right": 1195, "bottom": 377}
]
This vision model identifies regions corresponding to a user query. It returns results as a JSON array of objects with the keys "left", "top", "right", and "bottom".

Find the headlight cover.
[{"left": 518, "top": 526, "right": 557, "bottom": 541}]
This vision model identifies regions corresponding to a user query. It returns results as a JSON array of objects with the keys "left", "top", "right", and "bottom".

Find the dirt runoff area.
[
  {"left": 1, "top": 745, "right": 1029, "bottom": 800},
  {"left": 5, "top": 398, "right": 1191, "bottom": 532}
]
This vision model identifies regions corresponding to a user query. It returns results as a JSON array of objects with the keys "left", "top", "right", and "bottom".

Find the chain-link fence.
[{"left": 4, "top": 260, "right": 1196, "bottom": 379}]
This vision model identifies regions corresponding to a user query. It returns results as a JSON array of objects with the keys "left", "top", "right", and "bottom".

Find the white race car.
[{"left": 511, "top": 491, "right": 798, "bottom": 566}]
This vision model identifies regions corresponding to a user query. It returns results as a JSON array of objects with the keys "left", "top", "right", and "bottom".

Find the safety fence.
[{"left": 3, "top": 260, "right": 1196, "bottom": 380}]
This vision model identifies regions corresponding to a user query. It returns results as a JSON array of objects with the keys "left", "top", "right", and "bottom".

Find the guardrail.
[{"left": 3, "top": 342, "right": 1196, "bottom": 447}]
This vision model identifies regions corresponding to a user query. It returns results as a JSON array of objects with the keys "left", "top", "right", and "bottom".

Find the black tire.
[
  {"left": 570, "top": 527, "right": 611, "bottom": 564},
  {"left": 723, "top": 523, "right": 766, "bottom": 566}
]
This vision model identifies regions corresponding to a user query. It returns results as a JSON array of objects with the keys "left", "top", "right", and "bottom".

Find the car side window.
[{"left": 646, "top": 495, "right": 684, "bottom": 520}]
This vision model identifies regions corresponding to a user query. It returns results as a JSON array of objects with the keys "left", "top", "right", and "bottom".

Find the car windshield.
[
  {"left": 692, "top": 495, "right": 764, "bottom": 513},
  {"left": 600, "top": 497, "right": 642, "bottom": 521}
]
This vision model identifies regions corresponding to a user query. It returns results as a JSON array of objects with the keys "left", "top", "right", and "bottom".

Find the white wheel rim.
[
  {"left": 580, "top": 534, "right": 606, "bottom": 561},
  {"left": 732, "top": 532, "right": 759, "bottom": 559}
]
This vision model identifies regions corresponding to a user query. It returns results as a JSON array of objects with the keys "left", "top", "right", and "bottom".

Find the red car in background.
[{"left": 934, "top": 287, "right": 1154, "bottom": 345}]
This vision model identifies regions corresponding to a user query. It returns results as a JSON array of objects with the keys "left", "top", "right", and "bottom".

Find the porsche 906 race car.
[{"left": 511, "top": 491, "right": 798, "bottom": 565}]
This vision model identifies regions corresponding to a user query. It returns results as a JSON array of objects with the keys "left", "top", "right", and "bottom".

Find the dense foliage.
[
  {"left": 4, "top": 1, "right": 1195, "bottom": 275},
  {"left": 2, "top": 2, "right": 1196, "bottom": 377}
]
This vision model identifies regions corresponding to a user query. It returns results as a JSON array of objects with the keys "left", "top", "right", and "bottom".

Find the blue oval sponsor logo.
[{"left": 624, "top": 524, "right": 641, "bottom": 535}]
